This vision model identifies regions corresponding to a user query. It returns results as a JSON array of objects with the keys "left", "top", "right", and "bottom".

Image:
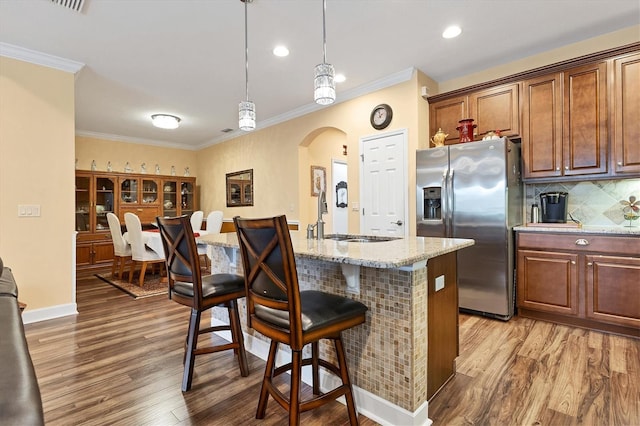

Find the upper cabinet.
[
  {"left": 429, "top": 83, "right": 520, "bottom": 145},
  {"left": 468, "top": 83, "right": 520, "bottom": 138},
  {"left": 522, "top": 62, "right": 608, "bottom": 180},
  {"left": 75, "top": 172, "right": 117, "bottom": 234},
  {"left": 612, "top": 52, "right": 640, "bottom": 174},
  {"left": 428, "top": 43, "right": 640, "bottom": 182},
  {"left": 161, "top": 178, "right": 196, "bottom": 218}
]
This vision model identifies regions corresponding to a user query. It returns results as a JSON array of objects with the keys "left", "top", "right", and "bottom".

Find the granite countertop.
[
  {"left": 198, "top": 231, "right": 475, "bottom": 269},
  {"left": 514, "top": 224, "right": 640, "bottom": 236}
]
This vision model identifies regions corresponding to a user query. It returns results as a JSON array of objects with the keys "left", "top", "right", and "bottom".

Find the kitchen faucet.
[{"left": 316, "top": 188, "right": 328, "bottom": 239}]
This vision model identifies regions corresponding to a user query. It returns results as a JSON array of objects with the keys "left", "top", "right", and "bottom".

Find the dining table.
[{"left": 124, "top": 229, "right": 211, "bottom": 258}]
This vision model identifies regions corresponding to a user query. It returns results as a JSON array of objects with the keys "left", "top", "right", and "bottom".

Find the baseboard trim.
[
  {"left": 212, "top": 319, "right": 432, "bottom": 426},
  {"left": 21, "top": 303, "right": 78, "bottom": 324}
]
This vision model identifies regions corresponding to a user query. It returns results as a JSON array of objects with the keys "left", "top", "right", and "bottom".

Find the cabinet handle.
[
  {"left": 575, "top": 238, "right": 589, "bottom": 246},
  {"left": 587, "top": 262, "right": 593, "bottom": 266},
  {"left": 565, "top": 166, "right": 569, "bottom": 170},
  {"left": 571, "top": 260, "right": 576, "bottom": 265},
  {"left": 556, "top": 167, "right": 560, "bottom": 171},
  {"left": 617, "top": 162, "right": 623, "bottom": 166}
]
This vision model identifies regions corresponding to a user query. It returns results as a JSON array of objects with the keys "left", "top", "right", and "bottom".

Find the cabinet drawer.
[
  {"left": 517, "top": 232, "right": 640, "bottom": 255},
  {"left": 119, "top": 206, "right": 161, "bottom": 225}
]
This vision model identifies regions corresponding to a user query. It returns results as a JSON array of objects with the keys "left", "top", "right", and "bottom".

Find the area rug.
[{"left": 95, "top": 273, "right": 168, "bottom": 299}]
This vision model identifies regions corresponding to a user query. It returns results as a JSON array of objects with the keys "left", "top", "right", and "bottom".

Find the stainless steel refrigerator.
[{"left": 416, "top": 137, "right": 522, "bottom": 320}]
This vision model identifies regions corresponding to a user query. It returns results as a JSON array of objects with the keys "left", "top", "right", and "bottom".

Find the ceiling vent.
[{"left": 51, "top": 0, "right": 85, "bottom": 13}]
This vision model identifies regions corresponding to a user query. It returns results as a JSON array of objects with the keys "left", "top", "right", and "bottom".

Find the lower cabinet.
[
  {"left": 76, "top": 238, "right": 114, "bottom": 272},
  {"left": 517, "top": 232, "right": 640, "bottom": 337}
]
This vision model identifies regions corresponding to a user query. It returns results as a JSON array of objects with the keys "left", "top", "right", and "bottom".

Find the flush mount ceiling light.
[
  {"left": 151, "top": 114, "right": 181, "bottom": 129},
  {"left": 239, "top": 0, "right": 256, "bottom": 131},
  {"left": 442, "top": 25, "right": 462, "bottom": 39},
  {"left": 314, "top": 0, "right": 335, "bottom": 105}
]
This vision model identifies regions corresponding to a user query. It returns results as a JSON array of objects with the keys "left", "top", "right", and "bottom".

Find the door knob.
[{"left": 391, "top": 220, "right": 403, "bottom": 226}]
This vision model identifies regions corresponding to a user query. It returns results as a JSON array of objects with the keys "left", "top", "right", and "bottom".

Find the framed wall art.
[{"left": 310, "top": 165, "right": 326, "bottom": 197}]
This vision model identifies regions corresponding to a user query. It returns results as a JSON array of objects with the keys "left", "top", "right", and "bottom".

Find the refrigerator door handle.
[
  {"left": 447, "top": 168, "right": 454, "bottom": 237},
  {"left": 442, "top": 168, "right": 449, "bottom": 235}
]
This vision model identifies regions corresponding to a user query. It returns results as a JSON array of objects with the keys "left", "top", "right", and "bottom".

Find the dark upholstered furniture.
[
  {"left": 0, "top": 263, "right": 45, "bottom": 426},
  {"left": 234, "top": 215, "right": 368, "bottom": 426},
  {"left": 156, "top": 216, "right": 249, "bottom": 392}
]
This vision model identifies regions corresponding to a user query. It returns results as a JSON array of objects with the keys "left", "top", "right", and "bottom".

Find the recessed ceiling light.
[
  {"left": 442, "top": 25, "right": 462, "bottom": 39},
  {"left": 151, "top": 114, "right": 181, "bottom": 129},
  {"left": 335, "top": 73, "right": 346, "bottom": 83},
  {"left": 273, "top": 45, "right": 289, "bottom": 57}
]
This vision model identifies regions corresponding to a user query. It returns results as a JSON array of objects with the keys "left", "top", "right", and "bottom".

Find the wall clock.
[{"left": 370, "top": 103, "right": 393, "bottom": 130}]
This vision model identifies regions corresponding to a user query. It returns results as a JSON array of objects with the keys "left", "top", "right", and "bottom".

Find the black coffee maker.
[{"left": 540, "top": 192, "right": 568, "bottom": 223}]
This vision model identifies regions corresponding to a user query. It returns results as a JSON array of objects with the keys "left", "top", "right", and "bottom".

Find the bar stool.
[
  {"left": 234, "top": 215, "right": 368, "bottom": 425},
  {"left": 157, "top": 215, "right": 249, "bottom": 391}
]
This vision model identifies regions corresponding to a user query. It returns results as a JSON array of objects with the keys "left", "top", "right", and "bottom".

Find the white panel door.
[{"left": 360, "top": 130, "right": 407, "bottom": 236}]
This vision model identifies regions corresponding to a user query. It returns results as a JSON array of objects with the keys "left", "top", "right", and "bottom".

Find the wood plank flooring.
[
  {"left": 24, "top": 276, "right": 639, "bottom": 425},
  {"left": 429, "top": 314, "right": 640, "bottom": 425}
]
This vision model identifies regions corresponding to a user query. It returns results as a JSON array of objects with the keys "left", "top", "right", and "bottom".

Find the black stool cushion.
[
  {"left": 173, "top": 273, "right": 245, "bottom": 299},
  {"left": 255, "top": 290, "right": 368, "bottom": 332}
]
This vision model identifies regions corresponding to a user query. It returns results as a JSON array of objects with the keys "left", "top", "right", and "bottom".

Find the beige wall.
[
  {"left": 75, "top": 135, "right": 198, "bottom": 177},
  {"left": 0, "top": 57, "right": 75, "bottom": 311}
]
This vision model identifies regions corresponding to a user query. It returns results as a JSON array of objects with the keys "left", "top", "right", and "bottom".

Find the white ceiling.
[{"left": 1, "top": 0, "right": 638, "bottom": 150}]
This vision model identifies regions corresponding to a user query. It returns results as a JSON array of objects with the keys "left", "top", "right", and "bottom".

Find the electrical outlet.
[{"left": 435, "top": 275, "right": 445, "bottom": 292}]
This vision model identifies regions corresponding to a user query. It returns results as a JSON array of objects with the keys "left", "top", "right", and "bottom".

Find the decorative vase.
[{"left": 456, "top": 118, "right": 477, "bottom": 142}]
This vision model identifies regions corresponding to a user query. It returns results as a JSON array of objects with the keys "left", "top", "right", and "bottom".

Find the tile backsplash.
[{"left": 525, "top": 179, "right": 640, "bottom": 226}]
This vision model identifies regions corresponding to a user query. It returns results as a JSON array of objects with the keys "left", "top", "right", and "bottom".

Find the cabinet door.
[
  {"left": 93, "top": 240, "right": 115, "bottom": 265},
  {"left": 429, "top": 95, "right": 467, "bottom": 145},
  {"left": 161, "top": 179, "right": 178, "bottom": 217},
  {"left": 613, "top": 52, "right": 640, "bottom": 174},
  {"left": 120, "top": 177, "right": 139, "bottom": 204},
  {"left": 586, "top": 255, "right": 640, "bottom": 329},
  {"left": 76, "top": 242, "right": 93, "bottom": 267},
  {"left": 469, "top": 83, "right": 520, "bottom": 138},
  {"left": 522, "top": 73, "right": 563, "bottom": 179},
  {"left": 120, "top": 206, "right": 161, "bottom": 225},
  {"left": 94, "top": 176, "right": 116, "bottom": 232},
  {"left": 563, "top": 61, "right": 608, "bottom": 176},
  {"left": 180, "top": 180, "right": 195, "bottom": 216},
  {"left": 141, "top": 178, "right": 160, "bottom": 205},
  {"left": 517, "top": 249, "right": 579, "bottom": 315},
  {"left": 75, "top": 174, "right": 92, "bottom": 232}
]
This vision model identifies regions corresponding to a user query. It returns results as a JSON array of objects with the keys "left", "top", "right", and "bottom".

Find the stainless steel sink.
[{"left": 323, "top": 234, "right": 400, "bottom": 243}]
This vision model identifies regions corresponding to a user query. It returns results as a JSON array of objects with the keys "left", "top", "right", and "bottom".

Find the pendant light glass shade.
[
  {"left": 239, "top": 101, "right": 255, "bottom": 131},
  {"left": 239, "top": 0, "right": 255, "bottom": 131},
  {"left": 314, "top": 63, "right": 335, "bottom": 105},
  {"left": 314, "top": 0, "right": 335, "bottom": 105}
]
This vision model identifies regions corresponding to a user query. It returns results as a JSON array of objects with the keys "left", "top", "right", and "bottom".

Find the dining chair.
[
  {"left": 234, "top": 215, "right": 368, "bottom": 426},
  {"left": 124, "top": 212, "right": 165, "bottom": 287},
  {"left": 156, "top": 215, "right": 249, "bottom": 392},
  {"left": 190, "top": 210, "right": 208, "bottom": 270},
  {"left": 205, "top": 210, "right": 224, "bottom": 234},
  {"left": 106, "top": 212, "right": 132, "bottom": 280},
  {"left": 190, "top": 210, "right": 204, "bottom": 231}
]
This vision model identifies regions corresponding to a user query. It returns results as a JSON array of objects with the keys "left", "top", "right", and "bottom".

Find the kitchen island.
[{"left": 199, "top": 231, "right": 474, "bottom": 425}]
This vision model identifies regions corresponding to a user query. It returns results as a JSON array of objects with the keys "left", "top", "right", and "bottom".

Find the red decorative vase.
[{"left": 456, "top": 118, "right": 477, "bottom": 142}]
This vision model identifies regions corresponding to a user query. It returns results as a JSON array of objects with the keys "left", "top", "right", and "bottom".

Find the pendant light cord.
[
  {"left": 322, "top": 0, "right": 327, "bottom": 63},
  {"left": 244, "top": 0, "right": 249, "bottom": 102}
]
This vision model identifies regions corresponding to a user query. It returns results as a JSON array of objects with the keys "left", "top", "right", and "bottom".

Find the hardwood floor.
[
  {"left": 429, "top": 314, "right": 640, "bottom": 425},
  {"left": 24, "top": 276, "right": 639, "bottom": 425},
  {"left": 25, "top": 276, "right": 376, "bottom": 426}
]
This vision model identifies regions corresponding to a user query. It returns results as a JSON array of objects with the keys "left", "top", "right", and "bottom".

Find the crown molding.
[
  {"left": 75, "top": 130, "right": 199, "bottom": 151},
  {"left": 0, "top": 42, "right": 84, "bottom": 73}
]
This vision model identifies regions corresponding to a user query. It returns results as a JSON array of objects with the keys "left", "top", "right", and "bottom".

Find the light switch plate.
[{"left": 18, "top": 204, "right": 41, "bottom": 217}]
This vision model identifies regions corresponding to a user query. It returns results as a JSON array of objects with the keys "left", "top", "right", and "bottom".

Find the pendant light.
[
  {"left": 239, "top": 0, "right": 255, "bottom": 131},
  {"left": 314, "top": 0, "right": 335, "bottom": 105}
]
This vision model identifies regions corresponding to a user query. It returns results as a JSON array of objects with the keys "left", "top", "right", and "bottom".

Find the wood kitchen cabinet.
[
  {"left": 612, "top": 52, "right": 640, "bottom": 174},
  {"left": 517, "top": 232, "right": 640, "bottom": 338},
  {"left": 522, "top": 62, "right": 608, "bottom": 180},
  {"left": 428, "top": 83, "right": 520, "bottom": 145},
  {"left": 160, "top": 178, "right": 196, "bottom": 218}
]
